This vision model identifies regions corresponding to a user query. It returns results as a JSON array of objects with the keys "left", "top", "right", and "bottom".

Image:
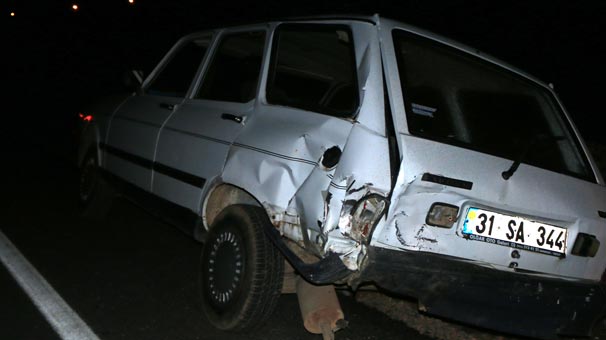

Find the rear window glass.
[
  {"left": 196, "top": 31, "right": 265, "bottom": 103},
  {"left": 267, "top": 24, "right": 359, "bottom": 117},
  {"left": 392, "top": 30, "right": 594, "bottom": 182}
]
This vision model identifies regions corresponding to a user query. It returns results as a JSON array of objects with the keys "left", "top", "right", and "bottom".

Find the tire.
[
  {"left": 78, "top": 151, "right": 114, "bottom": 218},
  {"left": 200, "top": 204, "right": 284, "bottom": 332}
]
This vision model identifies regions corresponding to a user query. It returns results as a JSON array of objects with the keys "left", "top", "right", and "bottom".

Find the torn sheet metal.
[
  {"left": 265, "top": 203, "right": 303, "bottom": 244},
  {"left": 221, "top": 111, "right": 352, "bottom": 209},
  {"left": 350, "top": 23, "right": 385, "bottom": 135},
  {"left": 221, "top": 110, "right": 391, "bottom": 272},
  {"left": 302, "top": 123, "right": 391, "bottom": 271},
  {"left": 219, "top": 23, "right": 388, "bottom": 272}
]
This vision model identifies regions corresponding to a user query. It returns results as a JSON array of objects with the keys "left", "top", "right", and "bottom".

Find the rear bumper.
[{"left": 361, "top": 246, "right": 606, "bottom": 339}]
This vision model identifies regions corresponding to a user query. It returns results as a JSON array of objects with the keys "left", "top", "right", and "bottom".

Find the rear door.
[
  {"left": 152, "top": 27, "right": 267, "bottom": 211},
  {"left": 220, "top": 22, "right": 382, "bottom": 237},
  {"left": 104, "top": 35, "right": 211, "bottom": 190}
]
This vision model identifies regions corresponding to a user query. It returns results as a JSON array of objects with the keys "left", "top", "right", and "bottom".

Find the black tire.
[
  {"left": 78, "top": 151, "right": 114, "bottom": 218},
  {"left": 200, "top": 204, "right": 284, "bottom": 332}
]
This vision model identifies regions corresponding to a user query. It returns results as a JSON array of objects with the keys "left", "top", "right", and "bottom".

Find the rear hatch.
[
  {"left": 376, "top": 134, "right": 606, "bottom": 281},
  {"left": 373, "top": 27, "right": 606, "bottom": 281}
]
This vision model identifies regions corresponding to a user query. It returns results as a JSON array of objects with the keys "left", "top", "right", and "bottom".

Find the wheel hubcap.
[
  {"left": 206, "top": 230, "right": 244, "bottom": 309},
  {"left": 79, "top": 158, "right": 96, "bottom": 202}
]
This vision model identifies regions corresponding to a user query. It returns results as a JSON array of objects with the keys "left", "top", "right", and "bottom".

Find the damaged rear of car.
[
  {"left": 251, "top": 17, "right": 606, "bottom": 339},
  {"left": 77, "top": 14, "right": 606, "bottom": 339},
  {"left": 363, "top": 19, "right": 606, "bottom": 339}
]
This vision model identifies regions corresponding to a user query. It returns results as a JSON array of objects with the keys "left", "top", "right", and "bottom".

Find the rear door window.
[
  {"left": 266, "top": 24, "right": 359, "bottom": 117},
  {"left": 392, "top": 29, "right": 594, "bottom": 182},
  {"left": 196, "top": 31, "right": 266, "bottom": 103}
]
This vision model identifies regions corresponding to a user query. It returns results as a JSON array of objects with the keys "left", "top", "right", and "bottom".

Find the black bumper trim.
[
  {"left": 361, "top": 246, "right": 606, "bottom": 340},
  {"left": 263, "top": 225, "right": 352, "bottom": 285}
]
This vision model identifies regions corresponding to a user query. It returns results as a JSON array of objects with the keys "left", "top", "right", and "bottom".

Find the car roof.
[{"left": 185, "top": 14, "right": 550, "bottom": 89}]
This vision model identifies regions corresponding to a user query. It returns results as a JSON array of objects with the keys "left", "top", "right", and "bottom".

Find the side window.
[
  {"left": 146, "top": 37, "right": 211, "bottom": 97},
  {"left": 196, "top": 31, "right": 265, "bottom": 103},
  {"left": 267, "top": 24, "right": 359, "bottom": 117}
]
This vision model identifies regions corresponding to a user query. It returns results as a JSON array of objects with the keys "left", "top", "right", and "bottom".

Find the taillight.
[
  {"left": 347, "top": 194, "right": 388, "bottom": 243},
  {"left": 571, "top": 233, "right": 600, "bottom": 257},
  {"left": 78, "top": 112, "right": 93, "bottom": 122}
]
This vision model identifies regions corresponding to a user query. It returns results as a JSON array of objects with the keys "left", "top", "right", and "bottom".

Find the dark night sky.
[{"left": 3, "top": 0, "right": 606, "bottom": 145}]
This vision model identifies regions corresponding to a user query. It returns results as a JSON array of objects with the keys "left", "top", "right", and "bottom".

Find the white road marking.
[{"left": 0, "top": 230, "right": 101, "bottom": 340}]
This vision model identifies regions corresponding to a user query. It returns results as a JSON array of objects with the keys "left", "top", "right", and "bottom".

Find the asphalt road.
[{"left": 0, "top": 136, "right": 435, "bottom": 340}]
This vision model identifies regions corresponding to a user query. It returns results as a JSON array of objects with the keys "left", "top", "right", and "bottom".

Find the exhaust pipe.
[{"left": 296, "top": 277, "right": 347, "bottom": 340}]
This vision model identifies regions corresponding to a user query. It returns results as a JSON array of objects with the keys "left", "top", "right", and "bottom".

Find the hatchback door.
[{"left": 375, "top": 24, "right": 606, "bottom": 281}]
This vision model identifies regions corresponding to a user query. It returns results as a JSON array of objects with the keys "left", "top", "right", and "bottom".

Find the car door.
[
  {"left": 220, "top": 21, "right": 387, "bottom": 242},
  {"left": 152, "top": 27, "right": 267, "bottom": 211},
  {"left": 104, "top": 34, "right": 212, "bottom": 190}
]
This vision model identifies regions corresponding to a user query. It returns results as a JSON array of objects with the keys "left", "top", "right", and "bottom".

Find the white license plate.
[{"left": 462, "top": 207, "right": 567, "bottom": 257}]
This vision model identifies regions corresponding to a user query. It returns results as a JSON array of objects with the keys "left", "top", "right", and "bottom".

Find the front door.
[
  {"left": 104, "top": 34, "right": 212, "bottom": 190},
  {"left": 152, "top": 28, "right": 267, "bottom": 211}
]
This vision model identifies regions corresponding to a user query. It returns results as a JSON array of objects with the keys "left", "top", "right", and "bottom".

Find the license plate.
[{"left": 462, "top": 207, "right": 567, "bottom": 257}]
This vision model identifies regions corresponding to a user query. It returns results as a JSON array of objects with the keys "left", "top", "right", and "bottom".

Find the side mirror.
[{"left": 122, "top": 69, "right": 144, "bottom": 94}]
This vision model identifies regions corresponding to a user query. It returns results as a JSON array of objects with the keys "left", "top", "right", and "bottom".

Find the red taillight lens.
[{"left": 78, "top": 112, "right": 93, "bottom": 122}]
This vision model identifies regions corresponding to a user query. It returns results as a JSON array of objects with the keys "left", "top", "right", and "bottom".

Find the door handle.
[
  {"left": 159, "top": 103, "right": 175, "bottom": 110},
  {"left": 221, "top": 113, "right": 244, "bottom": 123}
]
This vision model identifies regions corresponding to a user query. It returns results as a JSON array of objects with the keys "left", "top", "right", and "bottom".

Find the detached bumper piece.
[
  {"left": 264, "top": 224, "right": 352, "bottom": 285},
  {"left": 361, "top": 247, "right": 606, "bottom": 340}
]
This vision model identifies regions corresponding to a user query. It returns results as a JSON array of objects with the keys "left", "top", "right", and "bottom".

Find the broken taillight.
[{"left": 349, "top": 195, "right": 387, "bottom": 243}]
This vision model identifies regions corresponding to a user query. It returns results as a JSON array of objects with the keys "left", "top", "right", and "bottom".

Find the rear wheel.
[
  {"left": 78, "top": 151, "right": 113, "bottom": 218},
  {"left": 200, "top": 204, "right": 284, "bottom": 331}
]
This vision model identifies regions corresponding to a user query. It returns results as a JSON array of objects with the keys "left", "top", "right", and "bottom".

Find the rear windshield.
[{"left": 393, "top": 30, "right": 594, "bottom": 182}]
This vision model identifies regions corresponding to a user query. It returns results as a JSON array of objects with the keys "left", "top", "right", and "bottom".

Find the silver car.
[{"left": 77, "top": 14, "right": 606, "bottom": 339}]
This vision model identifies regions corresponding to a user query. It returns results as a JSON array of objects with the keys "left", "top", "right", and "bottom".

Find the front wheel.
[
  {"left": 78, "top": 151, "right": 114, "bottom": 218},
  {"left": 200, "top": 204, "right": 284, "bottom": 332}
]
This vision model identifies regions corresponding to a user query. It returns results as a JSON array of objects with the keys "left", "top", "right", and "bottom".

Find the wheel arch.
[
  {"left": 202, "top": 182, "right": 264, "bottom": 231},
  {"left": 77, "top": 123, "right": 102, "bottom": 168}
]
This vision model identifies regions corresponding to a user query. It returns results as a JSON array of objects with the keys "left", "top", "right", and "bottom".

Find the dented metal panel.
[
  {"left": 367, "top": 18, "right": 606, "bottom": 285},
  {"left": 221, "top": 21, "right": 388, "bottom": 269},
  {"left": 221, "top": 108, "right": 353, "bottom": 216},
  {"left": 372, "top": 134, "right": 606, "bottom": 281},
  {"left": 320, "top": 125, "right": 391, "bottom": 270}
]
